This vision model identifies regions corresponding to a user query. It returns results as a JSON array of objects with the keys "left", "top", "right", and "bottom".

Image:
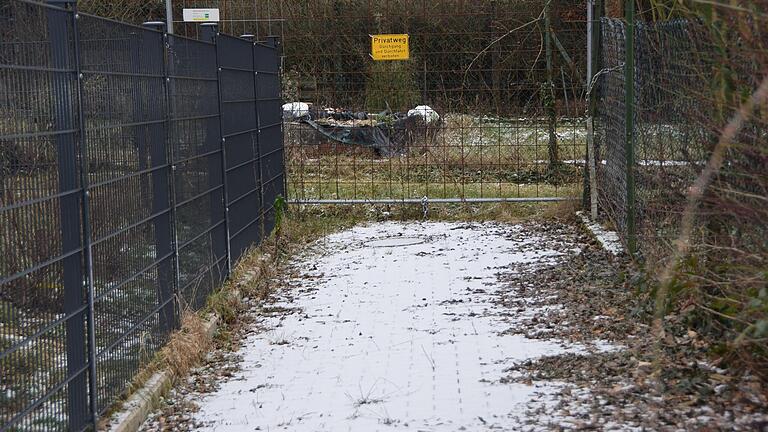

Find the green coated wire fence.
[{"left": 592, "top": 1, "right": 768, "bottom": 368}]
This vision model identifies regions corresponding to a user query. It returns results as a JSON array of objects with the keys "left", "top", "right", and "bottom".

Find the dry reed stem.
[{"left": 653, "top": 73, "right": 768, "bottom": 359}]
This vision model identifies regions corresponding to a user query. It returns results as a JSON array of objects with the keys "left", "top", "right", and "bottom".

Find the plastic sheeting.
[{"left": 300, "top": 116, "right": 418, "bottom": 156}]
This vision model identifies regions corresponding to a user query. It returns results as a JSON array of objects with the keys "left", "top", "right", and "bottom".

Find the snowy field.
[{"left": 182, "top": 221, "right": 618, "bottom": 431}]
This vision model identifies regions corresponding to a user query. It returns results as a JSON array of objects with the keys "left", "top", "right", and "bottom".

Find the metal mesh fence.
[
  {"left": 168, "top": 31, "right": 228, "bottom": 312},
  {"left": 255, "top": 39, "right": 285, "bottom": 232},
  {"left": 596, "top": 17, "right": 714, "bottom": 242},
  {"left": 0, "top": 1, "right": 284, "bottom": 430},
  {"left": 77, "top": 12, "right": 176, "bottom": 415},
  {"left": 594, "top": 18, "right": 627, "bottom": 233},
  {"left": 596, "top": 17, "right": 727, "bottom": 248},
  {"left": 170, "top": 1, "right": 588, "bottom": 203},
  {"left": 593, "top": 3, "right": 768, "bottom": 365},
  {"left": 1, "top": 2, "right": 89, "bottom": 430}
]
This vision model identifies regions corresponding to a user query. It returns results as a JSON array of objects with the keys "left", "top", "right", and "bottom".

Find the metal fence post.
[
  {"left": 68, "top": 0, "right": 100, "bottom": 424},
  {"left": 544, "top": 0, "right": 559, "bottom": 174},
  {"left": 201, "top": 23, "right": 232, "bottom": 275},
  {"left": 244, "top": 35, "right": 266, "bottom": 239},
  {"left": 165, "top": 0, "right": 174, "bottom": 34},
  {"left": 624, "top": 0, "right": 637, "bottom": 254},
  {"left": 586, "top": 0, "right": 602, "bottom": 219},
  {"left": 163, "top": 27, "right": 183, "bottom": 323},
  {"left": 266, "top": 35, "right": 287, "bottom": 208},
  {"left": 46, "top": 1, "right": 90, "bottom": 429},
  {"left": 142, "top": 21, "right": 178, "bottom": 331},
  {"left": 583, "top": 0, "right": 593, "bottom": 210}
]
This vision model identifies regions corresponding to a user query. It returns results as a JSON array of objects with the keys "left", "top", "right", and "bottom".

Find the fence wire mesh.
[
  {"left": 596, "top": 17, "right": 712, "bottom": 240},
  {"left": 0, "top": 1, "right": 284, "bottom": 429},
  {"left": 594, "top": 3, "right": 768, "bottom": 368},
  {"left": 595, "top": 14, "right": 765, "bottom": 250},
  {"left": 171, "top": 0, "right": 588, "bottom": 203}
]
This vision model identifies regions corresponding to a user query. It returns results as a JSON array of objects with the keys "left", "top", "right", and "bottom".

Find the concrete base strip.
[
  {"left": 576, "top": 211, "right": 624, "bottom": 256},
  {"left": 104, "top": 297, "right": 233, "bottom": 431},
  {"left": 107, "top": 370, "right": 174, "bottom": 432}
]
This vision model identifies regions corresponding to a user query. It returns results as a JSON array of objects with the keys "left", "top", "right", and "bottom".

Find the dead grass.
[
  {"left": 159, "top": 313, "right": 211, "bottom": 378},
  {"left": 287, "top": 199, "right": 580, "bottom": 226},
  {"left": 101, "top": 313, "right": 213, "bottom": 428},
  {"left": 542, "top": 198, "right": 582, "bottom": 222}
]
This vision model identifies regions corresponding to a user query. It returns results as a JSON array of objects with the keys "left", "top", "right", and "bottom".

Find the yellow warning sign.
[{"left": 371, "top": 34, "right": 409, "bottom": 61}]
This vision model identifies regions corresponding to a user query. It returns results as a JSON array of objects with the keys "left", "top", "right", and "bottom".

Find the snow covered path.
[{"left": 190, "top": 221, "right": 607, "bottom": 431}]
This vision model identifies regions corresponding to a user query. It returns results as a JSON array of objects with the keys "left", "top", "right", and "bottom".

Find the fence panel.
[
  {"left": 592, "top": 7, "right": 767, "bottom": 364},
  {"left": 594, "top": 19, "right": 629, "bottom": 235},
  {"left": 255, "top": 39, "right": 284, "bottom": 233},
  {"left": 595, "top": 18, "right": 717, "bottom": 250},
  {"left": 266, "top": 1, "right": 587, "bottom": 204},
  {"left": 0, "top": 2, "right": 91, "bottom": 430},
  {"left": 169, "top": 32, "right": 228, "bottom": 312},
  {"left": 77, "top": 13, "right": 177, "bottom": 415},
  {"left": 0, "top": 1, "right": 284, "bottom": 429},
  {"left": 217, "top": 34, "right": 262, "bottom": 263}
]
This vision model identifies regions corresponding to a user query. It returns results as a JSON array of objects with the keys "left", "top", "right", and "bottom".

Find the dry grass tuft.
[
  {"left": 159, "top": 313, "right": 212, "bottom": 379},
  {"left": 542, "top": 199, "right": 581, "bottom": 222}
]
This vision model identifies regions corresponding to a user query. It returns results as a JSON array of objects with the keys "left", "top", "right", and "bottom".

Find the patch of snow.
[
  {"left": 407, "top": 105, "right": 440, "bottom": 123},
  {"left": 577, "top": 211, "right": 624, "bottom": 256},
  {"left": 591, "top": 339, "right": 623, "bottom": 353},
  {"left": 190, "top": 222, "right": 618, "bottom": 431},
  {"left": 637, "top": 159, "right": 703, "bottom": 167},
  {"left": 535, "top": 159, "right": 586, "bottom": 165},
  {"left": 535, "top": 159, "right": 698, "bottom": 167},
  {"left": 601, "top": 159, "right": 702, "bottom": 167}
]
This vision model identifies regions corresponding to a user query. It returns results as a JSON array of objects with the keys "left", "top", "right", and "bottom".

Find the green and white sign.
[{"left": 182, "top": 8, "right": 220, "bottom": 22}]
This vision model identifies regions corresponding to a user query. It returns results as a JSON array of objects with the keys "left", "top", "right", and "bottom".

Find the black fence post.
[
  {"left": 142, "top": 21, "right": 177, "bottom": 331},
  {"left": 69, "top": 0, "right": 100, "bottom": 424},
  {"left": 266, "top": 34, "right": 284, "bottom": 205},
  {"left": 164, "top": 30, "right": 183, "bottom": 325},
  {"left": 200, "top": 23, "right": 232, "bottom": 275},
  {"left": 46, "top": 1, "right": 90, "bottom": 429},
  {"left": 247, "top": 36, "right": 266, "bottom": 238},
  {"left": 586, "top": 0, "right": 603, "bottom": 219},
  {"left": 254, "top": 36, "right": 285, "bottom": 232},
  {"left": 267, "top": 36, "right": 287, "bottom": 206},
  {"left": 151, "top": 22, "right": 184, "bottom": 302}
]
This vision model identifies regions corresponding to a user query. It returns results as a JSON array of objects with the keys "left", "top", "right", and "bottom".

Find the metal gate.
[
  {"left": 225, "top": 0, "right": 588, "bottom": 204},
  {"left": 173, "top": 1, "right": 587, "bottom": 204}
]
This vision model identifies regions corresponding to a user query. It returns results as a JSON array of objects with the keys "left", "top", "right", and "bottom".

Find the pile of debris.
[{"left": 282, "top": 102, "right": 441, "bottom": 156}]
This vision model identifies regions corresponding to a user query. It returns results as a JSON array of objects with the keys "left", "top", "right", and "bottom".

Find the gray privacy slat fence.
[{"left": 0, "top": 1, "right": 284, "bottom": 430}]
